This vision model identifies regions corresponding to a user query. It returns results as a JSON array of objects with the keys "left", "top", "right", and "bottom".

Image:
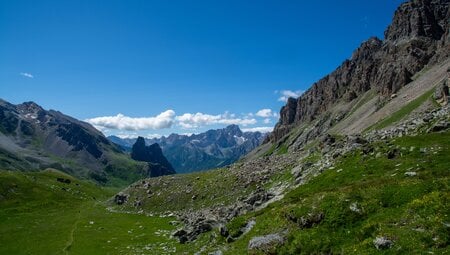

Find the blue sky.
[{"left": 0, "top": 0, "right": 404, "bottom": 137}]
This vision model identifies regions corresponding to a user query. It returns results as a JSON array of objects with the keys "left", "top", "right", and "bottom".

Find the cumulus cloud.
[
  {"left": 20, "top": 72, "right": 34, "bottom": 78},
  {"left": 242, "top": 126, "right": 274, "bottom": 133},
  {"left": 263, "top": 118, "right": 271, "bottom": 124},
  {"left": 176, "top": 112, "right": 257, "bottom": 129},
  {"left": 115, "top": 133, "right": 138, "bottom": 139},
  {"left": 255, "top": 109, "right": 274, "bottom": 118},
  {"left": 113, "top": 133, "right": 162, "bottom": 139},
  {"left": 277, "top": 90, "right": 304, "bottom": 102},
  {"left": 146, "top": 133, "right": 163, "bottom": 139},
  {"left": 86, "top": 110, "right": 175, "bottom": 131}
]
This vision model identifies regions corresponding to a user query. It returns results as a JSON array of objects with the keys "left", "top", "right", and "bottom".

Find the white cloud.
[
  {"left": 176, "top": 112, "right": 257, "bottom": 129},
  {"left": 86, "top": 110, "right": 175, "bottom": 131},
  {"left": 255, "top": 109, "right": 273, "bottom": 118},
  {"left": 277, "top": 90, "right": 304, "bottom": 102},
  {"left": 263, "top": 118, "right": 271, "bottom": 124},
  {"left": 146, "top": 133, "right": 163, "bottom": 139},
  {"left": 115, "top": 133, "right": 138, "bottom": 139},
  {"left": 242, "top": 126, "right": 274, "bottom": 133},
  {"left": 20, "top": 72, "right": 34, "bottom": 78},
  {"left": 113, "top": 133, "right": 162, "bottom": 139}
]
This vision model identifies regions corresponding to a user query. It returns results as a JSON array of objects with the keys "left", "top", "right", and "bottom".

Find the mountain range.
[
  {"left": 109, "top": 124, "right": 266, "bottom": 173},
  {"left": 0, "top": 99, "right": 175, "bottom": 184}
]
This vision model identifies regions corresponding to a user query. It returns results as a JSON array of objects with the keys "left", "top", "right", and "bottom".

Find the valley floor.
[
  {"left": 1, "top": 129, "right": 449, "bottom": 254},
  {"left": 0, "top": 170, "right": 188, "bottom": 255}
]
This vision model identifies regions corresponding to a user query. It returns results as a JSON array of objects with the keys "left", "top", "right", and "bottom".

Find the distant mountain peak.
[
  {"left": 224, "top": 124, "right": 242, "bottom": 135},
  {"left": 131, "top": 136, "right": 175, "bottom": 177}
]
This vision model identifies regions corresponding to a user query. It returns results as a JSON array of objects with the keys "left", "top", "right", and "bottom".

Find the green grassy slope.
[{"left": 217, "top": 131, "right": 450, "bottom": 254}]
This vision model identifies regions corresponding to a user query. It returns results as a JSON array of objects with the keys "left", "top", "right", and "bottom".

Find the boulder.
[
  {"left": 373, "top": 236, "right": 394, "bottom": 250},
  {"left": 429, "top": 121, "right": 449, "bottom": 132},
  {"left": 404, "top": 171, "right": 417, "bottom": 177},
  {"left": 114, "top": 192, "right": 128, "bottom": 205},
  {"left": 248, "top": 233, "right": 285, "bottom": 254}
]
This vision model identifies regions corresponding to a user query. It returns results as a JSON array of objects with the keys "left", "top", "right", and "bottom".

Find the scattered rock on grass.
[
  {"left": 248, "top": 233, "right": 285, "bottom": 254},
  {"left": 373, "top": 236, "right": 393, "bottom": 250},
  {"left": 114, "top": 192, "right": 128, "bottom": 205},
  {"left": 404, "top": 171, "right": 417, "bottom": 177}
]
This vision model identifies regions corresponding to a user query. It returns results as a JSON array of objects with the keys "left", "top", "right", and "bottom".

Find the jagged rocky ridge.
[
  {"left": 131, "top": 137, "right": 176, "bottom": 177},
  {"left": 109, "top": 124, "right": 265, "bottom": 173},
  {"left": 270, "top": 0, "right": 449, "bottom": 142}
]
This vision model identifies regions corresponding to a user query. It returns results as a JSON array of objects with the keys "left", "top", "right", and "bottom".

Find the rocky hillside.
[
  {"left": 269, "top": 0, "right": 449, "bottom": 143},
  {"left": 112, "top": 104, "right": 450, "bottom": 254},
  {"left": 109, "top": 125, "right": 266, "bottom": 173},
  {"left": 0, "top": 99, "right": 168, "bottom": 184},
  {"left": 131, "top": 137, "right": 176, "bottom": 177}
]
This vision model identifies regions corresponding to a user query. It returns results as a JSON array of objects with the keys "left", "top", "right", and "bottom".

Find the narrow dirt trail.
[{"left": 63, "top": 208, "right": 82, "bottom": 255}]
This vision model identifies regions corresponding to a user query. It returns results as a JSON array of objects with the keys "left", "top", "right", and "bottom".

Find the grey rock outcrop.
[
  {"left": 248, "top": 233, "right": 285, "bottom": 254},
  {"left": 131, "top": 137, "right": 176, "bottom": 177},
  {"left": 269, "top": 0, "right": 449, "bottom": 143}
]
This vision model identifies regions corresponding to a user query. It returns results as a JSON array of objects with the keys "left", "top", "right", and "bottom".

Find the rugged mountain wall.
[
  {"left": 131, "top": 137, "right": 176, "bottom": 177},
  {"left": 270, "top": 0, "right": 449, "bottom": 142}
]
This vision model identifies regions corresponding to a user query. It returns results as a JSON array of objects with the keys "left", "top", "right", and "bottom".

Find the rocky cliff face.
[
  {"left": 270, "top": 0, "right": 449, "bottom": 142},
  {"left": 131, "top": 137, "right": 176, "bottom": 177}
]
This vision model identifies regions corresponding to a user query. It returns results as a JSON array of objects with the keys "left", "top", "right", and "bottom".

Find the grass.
[
  {"left": 0, "top": 169, "right": 186, "bottom": 255},
  {"left": 367, "top": 88, "right": 435, "bottom": 131}
]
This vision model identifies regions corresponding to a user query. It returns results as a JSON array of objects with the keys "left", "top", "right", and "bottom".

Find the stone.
[
  {"left": 114, "top": 192, "right": 128, "bottom": 205},
  {"left": 208, "top": 251, "right": 223, "bottom": 255},
  {"left": 404, "top": 171, "right": 417, "bottom": 177},
  {"left": 219, "top": 225, "right": 229, "bottom": 237},
  {"left": 298, "top": 212, "right": 324, "bottom": 229},
  {"left": 387, "top": 149, "right": 399, "bottom": 159},
  {"left": 198, "top": 222, "right": 213, "bottom": 233},
  {"left": 248, "top": 233, "right": 285, "bottom": 253},
  {"left": 429, "top": 121, "right": 449, "bottom": 132},
  {"left": 134, "top": 200, "right": 142, "bottom": 207},
  {"left": 349, "top": 202, "right": 362, "bottom": 213},
  {"left": 373, "top": 236, "right": 393, "bottom": 250},
  {"left": 56, "top": 177, "right": 71, "bottom": 184}
]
